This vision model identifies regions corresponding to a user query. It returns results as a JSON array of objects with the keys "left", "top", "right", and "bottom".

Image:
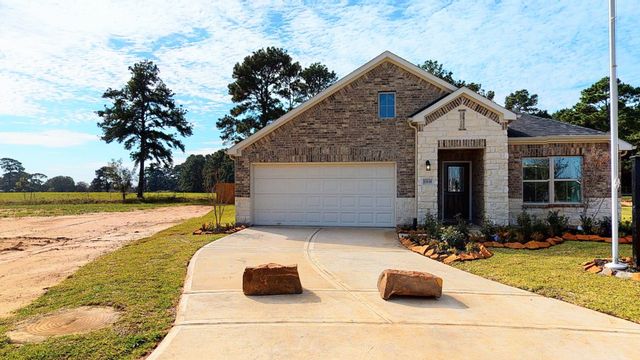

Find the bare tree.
[
  {"left": 107, "top": 159, "right": 133, "bottom": 203},
  {"left": 204, "top": 168, "right": 231, "bottom": 230}
]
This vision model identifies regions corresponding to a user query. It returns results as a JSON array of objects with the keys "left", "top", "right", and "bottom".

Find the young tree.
[
  {"left": 216, "top": 47, "right": 337, "bottom": 143},
  {"left": 96, "top": 60, "right": 192, "bottom": 199},
  {"left": 107, "top": 160, "right": 133, "bottom": 203},
  {"left": 419, "top": 59, "right": 495, "bottom": 100}
]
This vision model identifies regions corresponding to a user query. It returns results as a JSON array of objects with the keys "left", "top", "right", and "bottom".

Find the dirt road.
[{"left": 0, "top": 206, "right": 211, "bottom": 317}]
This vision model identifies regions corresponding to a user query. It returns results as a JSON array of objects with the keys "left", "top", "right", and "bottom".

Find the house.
[{"left": 226, "top": 51, "right": 633, "bottom": 227}]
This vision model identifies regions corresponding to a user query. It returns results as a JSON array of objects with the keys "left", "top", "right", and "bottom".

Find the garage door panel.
[{"left": 253, "top": 164, "right": 395, "bottom": 227}]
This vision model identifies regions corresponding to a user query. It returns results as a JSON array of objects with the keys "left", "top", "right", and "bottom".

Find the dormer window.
[{"left": 378, "top": 92, "right": 395, "bottom": 118}]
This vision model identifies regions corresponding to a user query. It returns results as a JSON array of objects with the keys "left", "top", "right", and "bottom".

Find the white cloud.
[
  {"left": 0, "top": 129, "right": 97, "bottom": 147},
  {"left": 0, "top": 0, "right": 638, "bottom": 120}
]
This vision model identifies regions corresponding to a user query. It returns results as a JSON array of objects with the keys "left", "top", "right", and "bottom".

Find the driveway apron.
[{"left": 149, "top": 227, "right": 640, "bottom": 359}]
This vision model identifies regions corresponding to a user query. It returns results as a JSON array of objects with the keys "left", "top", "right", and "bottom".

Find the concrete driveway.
[{"left": 149, "top": 227, "right": 640, "bottom": 359}]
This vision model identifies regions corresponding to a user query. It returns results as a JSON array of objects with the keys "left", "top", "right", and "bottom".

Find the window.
[
  {"left": 522, "top": 156, "right": 582, "bottom": 204},
  {"left": 378, "top": 92, "right": 395, "bottom": 118},
  {"left": 448, "top": 166, "right": 464, "bottom": 192}
]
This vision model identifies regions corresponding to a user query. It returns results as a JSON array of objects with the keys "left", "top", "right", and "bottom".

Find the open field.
[
  {"left": 0, "top": 207, "right": 232, "bottom": 359},
  {"left": 0, "top": 205, "right": 213, "bottom": 317},
  {"left": 0, "top": 192, "right": 211, "bottom": 217},
  {"left": 453, "top": 241, "right": 639, "bottom": 323}
]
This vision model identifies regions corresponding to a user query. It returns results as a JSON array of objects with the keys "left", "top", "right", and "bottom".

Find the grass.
[
  {"left": 0, "top": 192, "right": 211, "bottom": 217},
  {"left": 453, "top": 241, "right": 640, "bottom": 323},
  {"left": 622, "top": 204, "right": 631, "bottom": 222},
  {"left": 0, "top": 206, "right": 234, "bottom": 359}
]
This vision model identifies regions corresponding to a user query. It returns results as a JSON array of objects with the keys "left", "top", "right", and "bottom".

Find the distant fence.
[{"left": 215, "top": 183, "right": 235, "bottom": 204}]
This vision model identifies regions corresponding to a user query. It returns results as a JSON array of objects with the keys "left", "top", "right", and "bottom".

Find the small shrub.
[
  {"left": 619, "top": 220, "right": 632, "bottom": 236},
  {"left": 423, "top": 211, "right": 442, "bottom": 239},
  {"left": 597, "top": 216, "right": 612, "bottom": 237},
  {"left": 516, "top": 211, "right": 533, "bottom": 242},
  {"left": 546, "top": 210, "right": 568, "bottom": 237},
  {"left": 435, "top": 240, "right": 449, "bottom": 254},
  {"left": 579, "top": 214, "right": 596, "bottom": 234},
  {"left": 469, "top": 232, "right": 485, "bottom": 243},
  {"left": 454, "top": 213, "right": 469, "bottom": 236},
  {"left": 496, "top": 226, "right": 512, "bottom": 243},
  {"left": 440, "top": 226, "right": 467, "bottom": 250},
  {"left": 531, "top": 231, "right": 546, "bottom": 242},
  {"left": 532, "top": 217, "right": 550, "bottom": 239},
  {"left": 480, "top": 217, "right": 496, "bottom": 241},
  {"left": 465, "top": 241, "right": 480, "bottom": 253}
]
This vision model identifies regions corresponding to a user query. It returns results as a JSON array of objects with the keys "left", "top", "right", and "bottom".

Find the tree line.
[{"left": 1, "top": 149, "right": 233, "bottom": 194}]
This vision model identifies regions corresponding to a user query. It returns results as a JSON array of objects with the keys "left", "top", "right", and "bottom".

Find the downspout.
[{"left": 407, "top": 119, "right": 419, "bottom": 227}]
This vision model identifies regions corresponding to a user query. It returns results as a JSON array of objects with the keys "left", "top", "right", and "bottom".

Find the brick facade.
[
  {"left": 507, "top": 142, "right": 612, "bottom": 224},
  {"left": 508, "top": 142, "right": 611, "bottom": 199},
  {"left": 234, "top": 61, "right": 449, "bottom": 198}
]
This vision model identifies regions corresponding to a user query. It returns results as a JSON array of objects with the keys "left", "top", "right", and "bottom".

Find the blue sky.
[{"left": 1, "top": 0, "right": 638, "bottom": 183}]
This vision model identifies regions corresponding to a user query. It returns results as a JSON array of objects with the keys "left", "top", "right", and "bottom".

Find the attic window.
[
  {"left": 458, "top": 109, "right": 466, "bottom": 130},
  {"left": 378, "top": 92, "right": 395, "bottom": 118}
]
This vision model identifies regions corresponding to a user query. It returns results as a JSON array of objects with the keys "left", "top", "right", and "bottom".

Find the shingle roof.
[{"left": 507, "top": 113, "right": 606, "bottom": 138}]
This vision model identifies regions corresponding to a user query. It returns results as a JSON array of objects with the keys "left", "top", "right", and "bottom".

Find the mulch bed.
[
  {"left": 398, "top": 236, "right": 493, "bottom": 264},
  {"left": 192, "top": 225, "right": 246, "bottom": 235}
]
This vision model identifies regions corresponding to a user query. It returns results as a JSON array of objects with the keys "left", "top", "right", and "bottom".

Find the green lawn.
[
  {"left": 0, "top": 206, "right": 234, "bottom": 359},
  {"left": 453, "top": 241, "right": 640, "bottom": 323},
  {"left": 622, "top": 204, "right": 631, "bottom": 222},
  {"left": 0, "top": 192, "right": 211, "bottom": 217}
]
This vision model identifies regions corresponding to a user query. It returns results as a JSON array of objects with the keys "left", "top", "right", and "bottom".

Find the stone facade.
[
  {"left": 507, "top": 142, "right": 612, "bottom": 224},
  {"left": 233, "top": 61, "right": 450, "bottom": 223},
  {"left": 416, "top": 101, "right": 509, "bottom": 225}
]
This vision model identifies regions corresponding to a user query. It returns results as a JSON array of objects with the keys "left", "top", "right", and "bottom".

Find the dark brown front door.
[{"left": 442, "top": 162, "right": 470, "bottom": 222}]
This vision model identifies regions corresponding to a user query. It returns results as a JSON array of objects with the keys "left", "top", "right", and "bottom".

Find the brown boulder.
[
  {"left": 524, "top": 241, "right": 551, "bottom": 250},
  {"left": 563, "top": 233, "right": 577, "bottom": 241},
  {"left": 377, "top": 269, "right": 443, "bottom": 300},
  {"left": 443, "top": 254, "right": 459, "bottom": 264},
  {"left": 242, "top": 263, "right": 303, "bottom": 296},
  {"left": 587, "top": 265, "right": 602, "bottom": 274},
  {"left": 482, "top": 241, "right": 503, "bottom": 248},
  {"left": 479, "top": 245, "right": 492, "bottom": 259},
  {"left": 425, "top": 248, "right": 436, "bottom": 257},
  {"left": 504, "top": 242, "right": 525, "bottom": 249},
  {"left": 411, "top": 245, "right": 429, "bottom": 255}
]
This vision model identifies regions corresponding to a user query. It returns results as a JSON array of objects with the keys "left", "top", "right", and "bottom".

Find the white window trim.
[
  {"left": 522, "top": 156, "right": 583, "bottom": 205},
  {"left": 378, "top": 92, "right": 396, "bottom": 119}
]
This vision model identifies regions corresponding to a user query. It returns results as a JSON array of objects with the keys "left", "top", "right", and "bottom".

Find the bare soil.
[{"left": 0, "top": 206, "right": 211, "bottom": 317}]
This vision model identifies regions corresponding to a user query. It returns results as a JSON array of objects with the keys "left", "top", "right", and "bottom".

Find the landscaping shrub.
[
  {"left": 532, "top": 217, "right": 550, "bottom": 239},
  {"left": 516, "top": 211, "right": 533, "bottom": 243},
  {"left": 597, "top": 216, "right": 612, "bottom": 237},
  {"left": 619, "top": 220, "right": 632, "bottom": 236},
  {"left": 423, "top": 211, "right": 442, "bottom": 239},
  {"left": 531, "top": 231, "right": 546, "bottom": 242},
  {"left": 465, "top": 241, "right": 480, "bottom": 253},
  {"left": 454, "top": 213, "right": 469, "bottom": 237},
  {"left": 440, "top": 226, "right": 466, "bottom": 251},
  {"left": 480, "top": 216, "right": 497, "bottom": 241},
  {"left": 546, "top": 210, "right": 568, "bottom": 237},
  {"left": 579, "top": 214, "right": 596, "bottom": 234}
]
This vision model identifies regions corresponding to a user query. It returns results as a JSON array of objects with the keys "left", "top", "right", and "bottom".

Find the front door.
[{"left": 442, "top": 162, "right": 470, "bottom": 222}]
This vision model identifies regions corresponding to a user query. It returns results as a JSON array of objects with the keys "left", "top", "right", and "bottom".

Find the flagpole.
[{"left": 605, "top": 0, "right": 627, "bottom": 270}]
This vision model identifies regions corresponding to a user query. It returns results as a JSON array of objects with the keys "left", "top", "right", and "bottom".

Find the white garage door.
[{"left": 253, "top": 163, "right": 395, "bottom": 227}]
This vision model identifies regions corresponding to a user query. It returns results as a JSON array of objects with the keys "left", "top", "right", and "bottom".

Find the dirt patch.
[
  {"left": 0, "top": 205, "right": 211, "bottom": 317},
  {"left": 7, "top": 306, "right": 121, "bottom": 343}
]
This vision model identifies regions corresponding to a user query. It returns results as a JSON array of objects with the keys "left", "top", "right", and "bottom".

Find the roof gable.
[
  {"left": 227, "top": 51, "right": 458, "bottom": 156},
  {"left": 409, "top": 87, "right": 517, "bottom": 125}
]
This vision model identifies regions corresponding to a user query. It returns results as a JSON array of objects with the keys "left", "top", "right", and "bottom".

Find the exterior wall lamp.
[{"left": 425, "top": 160, "right": 431, "bottom": 171}]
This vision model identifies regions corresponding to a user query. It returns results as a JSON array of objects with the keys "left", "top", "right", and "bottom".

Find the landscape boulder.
[
  {"left": 242, "top": 263, "right": 303, "bottom": 296},
  {"left": 377, "top": 269, "right": 443, "bottom": 300}
]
